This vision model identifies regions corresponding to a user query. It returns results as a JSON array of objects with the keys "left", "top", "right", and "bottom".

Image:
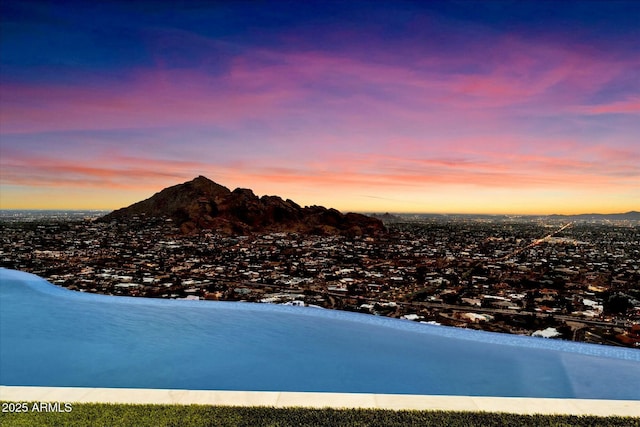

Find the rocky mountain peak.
[{"left": 99, "top": 176, "right": 386, "bottom": 236}]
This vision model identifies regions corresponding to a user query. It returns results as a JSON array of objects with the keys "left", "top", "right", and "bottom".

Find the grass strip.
[{"left": 1, "top": 402, "right": 639, "bottom": 427}]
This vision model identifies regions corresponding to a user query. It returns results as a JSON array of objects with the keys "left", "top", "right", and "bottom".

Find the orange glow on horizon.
[{"left": 1, "top": 178, "right": 637, "bottom": 216}]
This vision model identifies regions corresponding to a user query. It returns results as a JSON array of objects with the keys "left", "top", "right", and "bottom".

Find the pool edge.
[{"left": 1, "top": 386, "right": 639, "bottom": 416}]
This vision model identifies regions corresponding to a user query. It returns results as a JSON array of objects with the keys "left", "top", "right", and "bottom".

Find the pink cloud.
[
  {"left": 2, "top": 134, "right": 637, "bottom": 213},
  {"left": 2, "top": 33, "right": 636, "bottom": 137},
  {"left": 1, "top": 152, "right": 210, "bottom": 190},
  {"left": 231, "top": 141, "right": 639, "bottom": 192},
  {"left": 578, "top": 97, "right": 640, "bottom": 115},
  {"left": 0, "top": 67, "right": 304, "bottom": 134}
]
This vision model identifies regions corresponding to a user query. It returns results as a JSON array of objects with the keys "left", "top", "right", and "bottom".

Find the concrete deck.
[{"left": 1, "top": 386, "right": 639, "bottom": 416}]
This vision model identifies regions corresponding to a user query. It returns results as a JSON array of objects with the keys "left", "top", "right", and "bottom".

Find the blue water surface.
[{"left": 1, "top": 268, "right": 638, "bottom": 399}]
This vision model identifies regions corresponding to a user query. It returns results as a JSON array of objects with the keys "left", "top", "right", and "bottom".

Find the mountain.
[
  {"left": 98, "top": 176, "right": 386, "bottom": 236},
  {"left": 370, "top": 212, "right": 402, "bottom": 222},
  {"left": 547, "top": 211, "right": 640, "bottom": 221}
]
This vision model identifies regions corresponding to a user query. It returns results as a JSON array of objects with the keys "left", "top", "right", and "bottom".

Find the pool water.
[{"left": 1, "top": 268, "right": 639, "bottom": 399}]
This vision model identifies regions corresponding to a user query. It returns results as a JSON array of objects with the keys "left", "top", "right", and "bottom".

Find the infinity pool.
[{"left": 1, "top": 268, "right": 639, "bottom": 399}]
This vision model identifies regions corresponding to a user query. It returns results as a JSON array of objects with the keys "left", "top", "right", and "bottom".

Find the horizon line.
[{"left": 1, "top": 208, "right": 637, "bottom": 217}]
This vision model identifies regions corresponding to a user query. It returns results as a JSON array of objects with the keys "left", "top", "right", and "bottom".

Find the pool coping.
[{"left": 1, "top": 386, "right": 639, "bottom": 416}]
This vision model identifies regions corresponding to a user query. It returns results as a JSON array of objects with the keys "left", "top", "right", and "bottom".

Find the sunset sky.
[{"left": 1, "top": 1, "right": 638, "bottom": 214}]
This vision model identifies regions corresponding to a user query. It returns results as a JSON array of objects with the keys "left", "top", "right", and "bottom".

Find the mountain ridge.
[
  {"left": 99, "top": 176, "right": 386, "bottom": 236},
  {"left": 369, "top": 211, "right": 640, "bottom": 221},
  {"left": 546, "top": 211, "right": 640, "bottom": 221}
]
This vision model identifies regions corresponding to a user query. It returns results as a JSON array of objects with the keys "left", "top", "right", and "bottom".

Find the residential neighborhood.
[{"left": 1, "top": 211, "right": 638, "bottom": 348}]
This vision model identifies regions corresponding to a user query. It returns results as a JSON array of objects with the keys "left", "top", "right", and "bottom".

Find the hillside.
[{"left": 99, "top": 176, "right": 386, "bottom": 236}]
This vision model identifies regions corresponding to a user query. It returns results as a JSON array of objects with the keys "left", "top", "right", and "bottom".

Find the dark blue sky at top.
[{"left": 2, "top": 0, "right": 639, "bottom": 84}]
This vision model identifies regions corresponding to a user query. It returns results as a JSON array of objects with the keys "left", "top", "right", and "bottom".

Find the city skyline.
[{"left": 1, "top": 1, "right": 639, "bottom": 214}]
